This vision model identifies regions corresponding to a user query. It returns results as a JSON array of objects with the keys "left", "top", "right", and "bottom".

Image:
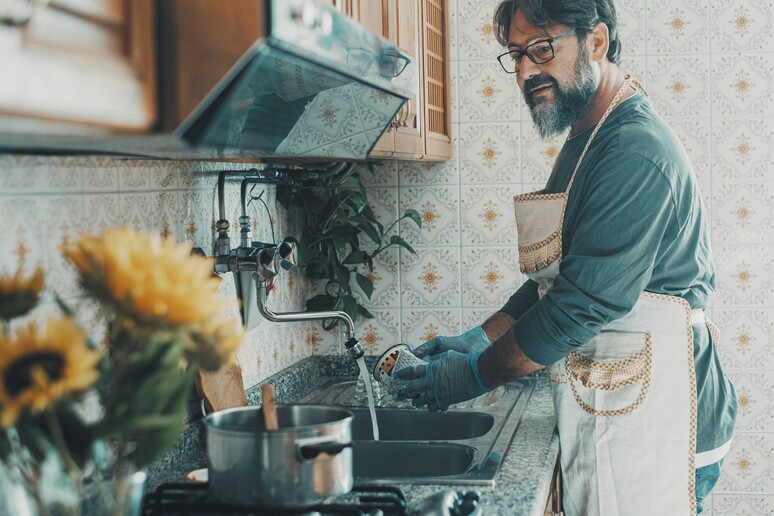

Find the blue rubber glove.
[
  {"left": 412, "top": 326, "right": 492, "bottom": 361},
  {"left": 391, "top": 350, "right": 492, "bottom": 412}
]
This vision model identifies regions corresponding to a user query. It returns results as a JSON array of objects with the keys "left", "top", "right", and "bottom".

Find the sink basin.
[
  {"left": 352, "top": 442, "right": 475, "bottom": 478},
  {"left": 301, "top": 375, "right": 536, "bottom": 486},
  {"left": 350, "top": 409, "right": 494, "bottom": 441}
]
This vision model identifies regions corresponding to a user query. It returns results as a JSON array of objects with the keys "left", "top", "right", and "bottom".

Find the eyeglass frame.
[{"left": 496, "top": 29, "right": 577, "bottom": 74}]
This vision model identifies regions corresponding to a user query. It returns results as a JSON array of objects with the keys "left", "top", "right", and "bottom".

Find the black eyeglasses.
[
  {"left": 496, "top": 30, "right": 576, "bottom": 74},
  {"left": 346, "top": 47, "right": 410, "bottom": 78}
]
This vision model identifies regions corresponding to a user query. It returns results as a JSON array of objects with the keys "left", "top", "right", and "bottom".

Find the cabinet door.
[
  {"left": 421, "top": 0, "right": 452, "bottom": 161},
  {"left": 0, "top": 0, "right": 156, "bottom": 133},
  {"left": 388, "top": 0, "right": 423, "bottom": 160}
]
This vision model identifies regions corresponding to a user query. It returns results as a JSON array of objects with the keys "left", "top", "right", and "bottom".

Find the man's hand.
[
  {"left": 391, "top": 350, "right": 492, "bottom": 412},
  {"left": 412, "top": 326, "right": 492, "bottom": 360}
]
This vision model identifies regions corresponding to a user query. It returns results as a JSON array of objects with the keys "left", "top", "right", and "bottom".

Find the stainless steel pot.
[{"left": 203, "top": 404, "right": 354, "bottom": 508}]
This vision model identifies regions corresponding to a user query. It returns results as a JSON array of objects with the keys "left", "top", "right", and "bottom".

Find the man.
[{"left": 393, "top": 0, "right": 736, "bottom": 514}]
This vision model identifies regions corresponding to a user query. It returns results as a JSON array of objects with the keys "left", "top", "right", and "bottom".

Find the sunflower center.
[{"left": 5, "top": 352, "right": 65, "bottom": 395}]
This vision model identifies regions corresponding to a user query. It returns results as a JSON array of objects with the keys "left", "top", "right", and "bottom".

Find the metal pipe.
[{"left": 255, "top": 276, "right": 363, "bottom": 360}]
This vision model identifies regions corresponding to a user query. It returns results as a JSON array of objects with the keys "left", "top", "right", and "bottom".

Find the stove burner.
[{"left": 142, "top": 482, "right": 407, "bottom": 516}]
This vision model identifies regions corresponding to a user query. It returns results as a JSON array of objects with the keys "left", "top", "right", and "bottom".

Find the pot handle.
[{"left": 295, "top": 436, "right": 353, "bottom": 461}]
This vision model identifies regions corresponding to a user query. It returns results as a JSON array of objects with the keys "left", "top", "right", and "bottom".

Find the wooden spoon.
[{"left": 261, "top": 383, "right": 279, "bottom": 430}]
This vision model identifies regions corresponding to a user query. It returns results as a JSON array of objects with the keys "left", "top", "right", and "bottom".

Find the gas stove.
[{"left": 142, "top": 483, "right": 408, "bottom": 516}]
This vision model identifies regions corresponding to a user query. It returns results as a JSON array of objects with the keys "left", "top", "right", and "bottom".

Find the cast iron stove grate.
[{"left": 142, "top": 482, "right": 407, "bottom": 516}]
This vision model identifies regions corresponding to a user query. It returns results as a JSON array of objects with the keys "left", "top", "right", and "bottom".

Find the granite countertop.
[{"left": 145, "top": 355, "right": 559, "bottom": 515}]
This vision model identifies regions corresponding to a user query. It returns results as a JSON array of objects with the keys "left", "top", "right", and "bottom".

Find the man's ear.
[{"left": 589, "top": 22, "right": 610, "bottom": 63}]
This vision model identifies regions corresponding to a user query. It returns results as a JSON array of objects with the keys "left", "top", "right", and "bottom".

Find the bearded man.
[{"left": 393, "top": 1, "right": 736, "bottom": 514}]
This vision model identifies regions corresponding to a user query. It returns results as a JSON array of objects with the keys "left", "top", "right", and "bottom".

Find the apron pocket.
[{"left": 565, "top": 331, "right": 652, "bottom": 417}]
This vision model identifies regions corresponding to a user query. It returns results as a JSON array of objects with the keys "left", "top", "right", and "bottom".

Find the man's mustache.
[{"left": 524, "top": 75, "right": 557, "bottom": 94}]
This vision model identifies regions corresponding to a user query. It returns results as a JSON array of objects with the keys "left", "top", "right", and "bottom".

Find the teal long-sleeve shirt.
[{"left": 501, "top": 93, "right": 736, "bottom": 454}]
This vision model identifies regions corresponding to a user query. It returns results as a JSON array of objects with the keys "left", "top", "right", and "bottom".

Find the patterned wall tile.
[
  {"left": 520, "top": 121, "right": 566, "bottom": 184},
  {"left": 616, "top": 0, "right": 647, "bottom": 56},
  {"left": 461, "top": 185, "right": 519, "bottom": 246},
  {"left": 358, "top": 161, "right": 399, "bottom": 187},
  {"left": 714, "top": 309, "right": 774, "bottom": 369},
  {"left": 118, "top": 162, "right": 152, "bottom": 191},
  {"left": 647, "top": 55, "right": 711, "bottom": 117},
  {"left": 0, "top": 196, "right": 49, "bottom": 274},
  {"left": 711, "top": 54, "right": 774, "bottom": 117},
  {"left": 83, "top": 162, "right": 120, "bottom": 192},
  {"left": 400, "top": 247, "right": 461, "bottom": 308},
  {"left": 459, "top": 122, "right": 521, "bottom": 185},
  {"left": 401, "top": 308, "right": 462, "bottom": 349},
  {"left": 456, "top": 0, "right": 500, "bottom": 61},
  {"left": 715, "top": 433, "right": 774, "bottom": 493},
  {"left": 458, "top": 60, "right": 522, "bottom": 122},
  {"left": 712, "top": 119, "right": 774, "bottom": 180},
  {"left": 713, "top": 246, "right": 774, "bottom": 306},
  {"left": 40, "top": 157, "right": 84, "bottom": 192},
  {"left": 399, "top": 186, "right": 460, "bottom": 246},
  {"left": 355, "top": 308, "right": 401, "bottom": 356},
  {"left": 462, "top": 307, "right": 495, "bottom": 329},
  {"left": 647, "top": 0, "right": 710, "bottom": 55},
  {"left": 398, "top": 142, "right": 460, "bottom": 185},
  {"left": 461, "top": 246, "right": 522, "bottom": 307},
  {"left": 0, "top": 160, "right": 42, "bottom": 194},
  {"left": 43, "top": 195, "right": 87, "bottom": 298},
  {"left": 619, "top": 55, "right": 648, "bottom": 91},
  {"left": 727, "top": 371, "right": 774, "bottom": 433},
  {"left": 713, "top": 182, "right": 774, "bottom": 244},
  {"left": 366, "top": 186, "right": 399, "bottom": 241},
  {"left": 710, "top": 0, "right": 773, "bottom": 54},
  {"left": 713, "top": 494, "right": 774, "bottom": 515}
]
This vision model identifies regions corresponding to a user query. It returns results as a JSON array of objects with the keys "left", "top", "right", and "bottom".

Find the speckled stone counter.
[{"left": 145, "top": 355, "right": 559, "bottom": 515}]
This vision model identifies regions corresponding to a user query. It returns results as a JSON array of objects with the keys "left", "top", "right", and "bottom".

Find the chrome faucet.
[{"left": 211, "top": 169, "right": 364, "bottom": 361}]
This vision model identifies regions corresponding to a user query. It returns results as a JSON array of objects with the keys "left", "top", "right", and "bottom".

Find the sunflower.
[
  {"left": 0, "top": 266, "right": 44, "bottom": 321},
  {"left": 62, "top": 228, "right": 232, "bottom": 329},
  {"left": 183, "top": 316, "right": 246, "bottom": 371},
  {"left": 0, "top": 318, "right": 101, "bottom": 428}
]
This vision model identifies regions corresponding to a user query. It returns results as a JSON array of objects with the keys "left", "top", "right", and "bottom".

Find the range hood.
[{"left": 0, "top": 0, "right": 416, "bottom": 161}]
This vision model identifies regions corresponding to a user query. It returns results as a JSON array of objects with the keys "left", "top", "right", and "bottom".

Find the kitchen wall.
[
  {"left": 357, "top": 0, "right": 774, "bottom": 512},
  {"left": 1, "top": 0, "right": 771, "bottom": 511},
  {"left": 0, "top": 157, "right": 329, "bottom": 391}
]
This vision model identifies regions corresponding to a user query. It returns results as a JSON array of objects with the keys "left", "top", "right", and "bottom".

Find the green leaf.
[
  {"left": 343, "top": 250, "right": 368, "bottom": 265},
  {"left": 342, "top": 295, "right": 359, "bottom": 323},
  {"left": 346, "top": 175, "right": 367, "bottom": 199},
  {"left": 306, "top": 294, "right": 336, "bottom": 312},
  {"left": 331, "top": 235, "right": 347, "bottom": 261},
  {"left": 355, "top": 272, "right": 374, "bottom": 299},
  {"left": 358, "top": 305, "right": 375, "bottom": 319},
  {"left": 404, "top": 208, "right": 423, "bottom": 229},
  {"left": 389, "top": 234, "right": 416, "bottom": 255},
  {"left": 52, "top": 292, "right": 74, "bottom": 317},
  {"left": 354, "top": 220, "right": 380, "bottom": 244},
  {"left": 361, "top": 204, "right": 378, "bottom": 223}
]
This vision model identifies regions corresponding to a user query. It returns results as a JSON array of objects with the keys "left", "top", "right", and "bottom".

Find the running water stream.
[{"left": 355, "top": 356, "right": 380, "bottom": 441}]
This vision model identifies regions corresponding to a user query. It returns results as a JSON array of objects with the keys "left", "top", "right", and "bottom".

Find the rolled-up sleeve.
[
  {"left": 514, "top": 151, "right": 679, "bottom": 365},
  {"left": 499, "top": 279, "right": 539, "bottom": 320}
]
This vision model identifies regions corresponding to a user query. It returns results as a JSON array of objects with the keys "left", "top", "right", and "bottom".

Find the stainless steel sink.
[{"left": 301, "top": 376, "right": 536, "bottom": 486}]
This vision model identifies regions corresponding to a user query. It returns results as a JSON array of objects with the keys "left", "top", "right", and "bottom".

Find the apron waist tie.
[{"left": 690, "top": 309, "right": 720, "bottom": 347}]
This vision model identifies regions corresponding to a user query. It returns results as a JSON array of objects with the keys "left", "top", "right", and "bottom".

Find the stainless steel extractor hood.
[{"left": 0, "top": 0, "right": 416, "bottom": 161}]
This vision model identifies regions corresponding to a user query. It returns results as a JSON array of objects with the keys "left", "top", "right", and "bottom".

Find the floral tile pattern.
[
  {"left": 458, "top": 61, "right": 522, "bottom": 122},
  {"left": 710, "top": 0, "right": 773, "bottom": 53},
  {"left": 713, "top": 494, "right": 774, "bottom": 515},
  {"left": 713, "top": 246, "right": 774, "bottom": 306},
  {"left": 647, "top": 55, "right": 711, "bottom": 117},
  {"left": 647, "top": 0, "right": 710, "bottom": 54},
  {"left": 711, "top": 54, "right": 774, "bottom": 117},
  {"left": 715, "top": 433, "right": 774, "bottom": 493},
  {"left": 400, "top": 247, "right": 460, "bottom": 307},
  {"left": 459, "top": 123, "right": 521, "bottom": 185},
  {"left": 399, "top": 186, "right": 460, "bottom": 246},
  {"left": 712, "top": 119, "right": 774, "bottom": 180},
  {"left": 461, "top": 185, "right": 519, "bottom": 246},
  {"left": 401, "top": 308, "right": 462, "bottom": 349},
  {"left": 715, "top": 309, "right": 774, "bottom": 369},
  {"left": 727, "top": 371, "right": 774, "bottom": 432},
  {"left": 355, "top": 308, "right": 401, "bottom": 356},
  {"left": 461, "top": 246, "right": 522, "bottom": 307}
]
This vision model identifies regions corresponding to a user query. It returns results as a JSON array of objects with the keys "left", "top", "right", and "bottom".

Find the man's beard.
[{"left": 523, "top": 46, "right": 599, "bottom": 139}]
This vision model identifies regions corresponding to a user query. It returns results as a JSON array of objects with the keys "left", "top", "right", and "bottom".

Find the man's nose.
[{"left": 518, "top": 56, "right": 541, "bottom": 81}]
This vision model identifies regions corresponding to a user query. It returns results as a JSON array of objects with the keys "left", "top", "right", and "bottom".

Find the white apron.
[{"left": 515, "top": 78, "right": 702, "bottom": 516}]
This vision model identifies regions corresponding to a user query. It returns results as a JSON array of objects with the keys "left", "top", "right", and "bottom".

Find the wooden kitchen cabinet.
[
  {"left": 0, "top": 0, "right": 156, "bottom": 133},
  {"left": 351, "top": 0, "right": 451, "bottom": 162}
]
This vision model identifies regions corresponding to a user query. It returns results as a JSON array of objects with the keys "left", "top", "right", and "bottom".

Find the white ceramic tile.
[
  {"left": 355, "top": 308, "right": 401, "bottom": 356},
  {"left": 619, "top": 55, "right": 648, "bottom": 91},
  {"left": 647, "top": 0, "right": 710, "bottom": 55},
  {"left": 352, "top": 247, "right": 400, "bottom": 308},
  {"left": 711, "top": 54, "right": 774, "bottom": 118},
  {"left": 400, "top": 247, "right": 461, "bottom": 308},
  {"left": 713, "top": 494, "right": 774, "bottom": 515},
  {"left": 118, "top": 162, "right": 152, "bottom": 191},
  {"left": 0, "top": 196, "right": 49, "bottom": 273},
  {"left": 647, "top": 55, "right": 711, "bottom": 117},
  {"left": 666, "top": 118, "right": 712, "bottom": 185},
  {"left": 399, "top": 186, "right": 460, "bottom": 246},
  {"left": 458, "top": 60, "right": 522, "bottom": 122},
  {"left": 714, "top": 309, "right": 774, "bottom": 370},
  {"left": 398, "top": 139, "right": 460, "bottom": 185},
  {"left": 456, "top": 0, "right": 501, "bottom": 61},
  {"left": 616, "top": 0, "right": 648, "bottom": 56},
  {"left": 726, "top": 371, "right": 774, "bottom": 433},
  {"left": 713, "top": 182, "right": 774, "bottom": 244},
  {"left": 358, "top": 161, "right": 398, "bottom": 187},
  {"left": 462, "top": 307, "right": 496, "bottom": 329},
  {"left": 43, "top": 195, "right": 87, "bottom": 298},
  {"left": 461, "top": 246, "right": 523, "bottom": 307},
  {"left": 0, "top": 162, "right": 41, "bottom": 194},
  {"left": 713, "top": 245, "right": 774, "bottom": 306},
  {"left": 148, "top": 161, "right": 179, "bottom": 190},
  {"left": 715, "top": 433, "right": 774, "bottom": 493},
  {"left": 401, "top": 308, "right": 463, "bottom": 348},
  {"left": 520, "top": 121, "right": 567, "bottom": 184},
  {"left": 460, "top": 185, "right": 519, "bottom": 246},
  {"left": 179, "top": 189, "right": 217, "bottom": 249},
  {"left": 447, "top": 0, "right": 459, "bottom": 63},
  {"left": 367, "top": 186, "right": 399, "bottom": 241},
  {"left": 458, "top": 122, "right": 521, "bottom": 185},
  {"left": 710, "top": 0, "right": 774, "bottom": 54},
  {"left": 712, "top": 119, "right": 774, "bottom": 180},
  {"left": 83, "top": 164, "right": 120, "bottom": 192}
]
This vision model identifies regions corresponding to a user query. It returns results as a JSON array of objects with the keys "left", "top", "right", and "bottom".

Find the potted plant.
[{"left": 277, "top": 170, "right": 421, "bottom": 329}]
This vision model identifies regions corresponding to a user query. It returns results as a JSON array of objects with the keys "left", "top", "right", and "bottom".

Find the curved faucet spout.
[{"left": 255, "top": 276, "right": 364, "bottom": 360}]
